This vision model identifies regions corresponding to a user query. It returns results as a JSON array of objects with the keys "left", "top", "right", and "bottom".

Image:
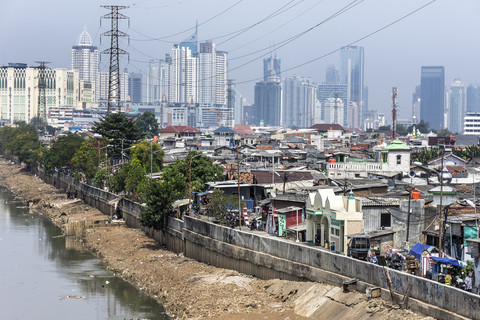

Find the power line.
[
  {"left": 228, "top": 0, "right": 363, "bottom": 63},
  {"left": 217, "top": 0, "right": 303, "bottom": 46},
  {"left": 235, "top": 0, "right": 438, "bottom": 85},
  {"left": 130, "top": 0, "right": 244, "bottom": 42}
]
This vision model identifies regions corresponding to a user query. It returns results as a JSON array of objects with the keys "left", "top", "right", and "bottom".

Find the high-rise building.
[
  {"left": 97, "top": 71, "right": 129, "bottom": 103},
  {"left": 263, "top": 54, "right": 281, "bottom": 82},
  {"left": 146, "top": 59, "right": 159, "bottom": 103},
  {"left": 317, "top": 83, "right": 347, "bottom": 124},
  {"left": 282, "top": 76, "right": 316, "bottom": 128},
  {"left": 412, "top": 85, "right": 421, "bottom": 124},
  {"left": 447, "top": 79, "right": 465, "bottom": 134},
  {"left": 0, "top": 63, "right": 80, "bottom": 123},
  {"left": 420, "top": 66, "right": 445, "bottom": 130},
  {"left": 129, "top": 72, "right": 142, "bottom": 103},
  {"left": 254, "top": 81, "right": 282, "bottom": 126},
  {"left": 71, "top": 27, "right": 98, "bottom": 101},
  {"left": 467, "top": 84, "right": 480, "bottom": 113},
  {"left": 325, "top": 65, "right": 339, "bottom": 83},
  {"left": 340, "top": 46, "right": 364, "bottom": 125},
  {"left": 198, "top": 40, "right": 227, "bottom": 106},
  {"left": 322, "top": 97, "right": 344, "bottom": 126}
]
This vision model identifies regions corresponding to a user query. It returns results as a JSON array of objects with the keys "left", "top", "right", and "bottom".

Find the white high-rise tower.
[{"left": 71, "top": 27, "right": 98, "bottom": 102}]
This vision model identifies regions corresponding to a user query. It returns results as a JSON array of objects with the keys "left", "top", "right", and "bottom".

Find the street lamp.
[
  {"left": 98, "top": 145, "right": 112, "bottom": 169},
  {"left": 189, "top": 152, "right": 203, "bottom": 216},
  {"left": 122, "top": 145, "right": 135, "bottom": 163}
]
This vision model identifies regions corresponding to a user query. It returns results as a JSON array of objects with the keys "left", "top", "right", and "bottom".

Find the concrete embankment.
[{"left": 0, "top": 158, "right": 451, "bottom": 319}]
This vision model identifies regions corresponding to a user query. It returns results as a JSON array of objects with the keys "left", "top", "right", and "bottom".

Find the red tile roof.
[
  {"left": 159, "top": 126, "right": 201, "bottom": 134},
  {"left": 309, "top": 123, "right": 344, "bottom": 132},
  {"left": 234, "top": 124, "right": 255, "bottom": 135}
]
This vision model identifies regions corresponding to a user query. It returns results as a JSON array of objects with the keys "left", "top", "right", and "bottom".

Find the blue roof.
[{"left": 213, "top": 127, "right": 235, "bottom": 134}]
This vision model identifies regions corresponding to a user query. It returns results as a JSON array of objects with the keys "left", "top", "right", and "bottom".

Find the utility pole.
[
  {"left": 101, "top": 5, "right": 129, "bottom": 114},
  {"left": 35, "top": 61, "right": 50, "bottom": 131},
  {"left": 439, "top": 148, "right": 445, "bottom": 256},
  {"left": 392, "top": 87, "right": 397, "bottom": 139}
]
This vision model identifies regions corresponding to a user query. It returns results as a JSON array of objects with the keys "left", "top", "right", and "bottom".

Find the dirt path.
[{"left": 0, "top": 159, "right": 432, "bottom": 320}]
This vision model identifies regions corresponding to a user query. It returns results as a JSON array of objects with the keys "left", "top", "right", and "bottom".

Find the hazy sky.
[{"left": 2, "top": 0, "right": 480, "bottom": 120}]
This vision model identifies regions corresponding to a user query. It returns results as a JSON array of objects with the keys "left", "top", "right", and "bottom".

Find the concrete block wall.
[{"left": 184, "top": 216, "right": 480, "bottom": 320}]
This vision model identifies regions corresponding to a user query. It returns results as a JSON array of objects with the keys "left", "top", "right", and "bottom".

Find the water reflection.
[{"left": 0, "top": 186, "right": 168, "bottom": 320}]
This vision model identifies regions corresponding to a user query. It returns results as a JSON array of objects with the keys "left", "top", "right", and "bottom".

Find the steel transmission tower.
[
  {"left": 101, "top": 5, "right": 129, "bottom": 114},
  {"left": 35, "top": 61, "right": 50, "bottom": 128}
]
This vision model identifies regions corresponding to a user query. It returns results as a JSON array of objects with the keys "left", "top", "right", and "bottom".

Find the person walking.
[{"left": 465, "top": 272, "right": 473, "bottom": 292}]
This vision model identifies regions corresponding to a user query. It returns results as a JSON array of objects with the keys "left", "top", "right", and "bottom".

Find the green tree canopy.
[
  {"left": 0, "top": 125, "right": 43, "bottom": 167},
  {"left": 135, "top": 111, "right": 159, "bottom": 139},
  {"left": 130, "top": 140, "right": 164, "bottom": 174},
  {"left": 408, "top": 120, "right": 430, "bottom": 134},
  {"left": 43, "top": 133, "right": 85, "bottom": 174},
  {"left": 437, "top": 128, "right": 453, "bottom": 137},
  {"left": 396, "top": 124, "right": 408, "bottom": 136},
  {"left": 71, "top": 138, "right": 99, "bottom": 181},
  {"left": 91, "top": 113, "right": 144, "bottom": 159}
]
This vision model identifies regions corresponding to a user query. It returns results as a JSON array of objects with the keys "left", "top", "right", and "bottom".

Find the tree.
[
  {"left": 377, "top": 125, "right": 391, "bottom": 132},
  {"left": 130, "top": 140, "right": 164, "bottom": 173},
  {"left": 5, "top": 125, "right": 43, "bottom": 167},
  {"left": 396, "top": 124, "right": 408, "bottom": 136},
  {"left": 411, "top": 147, "right": 440, "bottom": 165},
  {"left": 123, "top": 158, "right": 148, "bottom": 200},
  {"left": 437, "top": 128, "right": 453, "bottom": 137},
  {"left": 135, "top": 111, "right": 159, "bottom": 139},
  {"left": 29, "top": 116, "right": 55, "bottom": 136},
  {"left": 140, "top": 167, "right": 187, "bottom": 229},
  {"left": 91, "top": 113, "right": 144, "bottom": 159},
  {"left": 43, "top": 133, "right": 85, "bottom": 174},
  {"left": 205, "top": 189, "right": 229, "bottom": 222},
  {"left": 71, "top": 138, "right": 98, "bottom": 181}
]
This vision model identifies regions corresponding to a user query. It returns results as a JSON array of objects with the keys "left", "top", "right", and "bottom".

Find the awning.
[
  {"left": 172, "top": 199, "right": 190, "bottom": 208},
  {"left": 431, "top": 256, "right": 466, "bottom": 268}
]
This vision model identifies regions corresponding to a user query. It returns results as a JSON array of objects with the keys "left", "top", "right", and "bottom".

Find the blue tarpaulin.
[
  {"left": 430, "top": 256, "right": 463, "bottom": 268},
  {"left": 408, "top": 243, "right": 437, "bottom": 261}
]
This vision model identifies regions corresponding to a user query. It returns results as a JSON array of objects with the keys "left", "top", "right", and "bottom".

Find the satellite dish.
[{"left": 408, "top": 171, "right": 416, "bottom": 179}]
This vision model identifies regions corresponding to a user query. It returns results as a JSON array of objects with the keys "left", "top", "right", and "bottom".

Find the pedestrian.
[
  {"left": 367, "top": 246, "right": 373, "bottom": 262},
  {"left": 371, "top": 251, "right": 378, "bottom": 265},
  {"left": 445, "top": 273, "right": 452, "bottom": 286},
  {"left": 465, "top": 272, "right": 473, "bottom": 292}
]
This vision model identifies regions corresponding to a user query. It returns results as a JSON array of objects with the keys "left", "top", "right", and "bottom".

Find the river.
[{"left": 0, "top": 186, "right": 169, "bottom": 320}]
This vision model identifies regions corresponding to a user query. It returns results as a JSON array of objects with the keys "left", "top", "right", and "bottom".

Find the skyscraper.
[
  {"left": 198, "top": 40, "right": 227, "bottom": 106},
  {"left": 263, "top": 54, "right": 281, "bottom": 82},
  {"left": 128, "top": 72, "right": 142, "bottom": 103},
  {"left": 467, "top": 84, "right": 480, "bottom": 113},
  {"left": 325, "top": 65, "right": 339, "bottom": 83},
  {"left": 254, "top": 81, "right": 282, "bottom": 127},
  {"left": 447, "top": 79, "right": 465, "bottom": 134},
  {"left": 146, "top": 59, "right": 159, "bottom": 103},
  {"left": 317, "top": 83, "right": 347, "bottom": 124},
  {"left": 71, "top": 27, "right": 98, "bottom": 101},
  {"left": 420, "top": 66, "right": 445, "bottom": 130},
  {"left": 412, "top": 85, "right": 421, "bottom": 124},
  {"left": 340, "top": 46, "right": 364, "bottom": 126},
  {"left": 282, "top": 76, "right": 316, "bottom": 128}
]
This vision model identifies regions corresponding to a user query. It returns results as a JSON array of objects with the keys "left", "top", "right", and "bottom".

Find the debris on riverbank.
[{"left": 0, "top": 159, "right": 431, "bottom": 320}]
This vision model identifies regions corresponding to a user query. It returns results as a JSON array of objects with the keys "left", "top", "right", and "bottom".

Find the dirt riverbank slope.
[{"left": 0, "top": 159, "right": 432, "bottom": 320}]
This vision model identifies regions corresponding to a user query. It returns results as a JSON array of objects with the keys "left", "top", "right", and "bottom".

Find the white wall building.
[
  {"left": 97, "top": 71, "right": 129, "bottom": 103},
  {"left": 464, "top": 112, "right": 480, "bottom": 135},
  {"left": 0, "top": 64, "right": 80, "bottom": 123},
  {"left": 322, "top": 97, "right": 344, "bottom": 126}
]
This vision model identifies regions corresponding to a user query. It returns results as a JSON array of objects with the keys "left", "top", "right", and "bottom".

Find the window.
[
  {"left": 396, "top": 155, "right": 401, "bottom": 165},
  {"left": 381, "top": 212, "right": 391, "bottom": 228}
]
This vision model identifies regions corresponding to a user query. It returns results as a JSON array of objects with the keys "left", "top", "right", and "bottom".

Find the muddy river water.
[{"left": 0, "top": 186, "right": 168, "bottom": 320}]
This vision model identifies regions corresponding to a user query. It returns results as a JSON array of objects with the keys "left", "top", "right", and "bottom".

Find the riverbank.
[{"left": 0, "top": 159, "right": 432, "bottom": 320}]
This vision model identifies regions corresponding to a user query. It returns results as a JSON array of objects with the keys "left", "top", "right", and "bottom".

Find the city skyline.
[{"left": 2, "top": 0, "right": 480, "bottom": 121}]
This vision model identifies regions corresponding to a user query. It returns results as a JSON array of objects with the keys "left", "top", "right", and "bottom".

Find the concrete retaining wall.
[{"left": 33, "top": 167, "right": 479, "bottom": 320}]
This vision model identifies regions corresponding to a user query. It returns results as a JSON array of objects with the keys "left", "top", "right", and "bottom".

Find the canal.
[{"left": 0, "top": 186, "right": 169, "bottom": 320}]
